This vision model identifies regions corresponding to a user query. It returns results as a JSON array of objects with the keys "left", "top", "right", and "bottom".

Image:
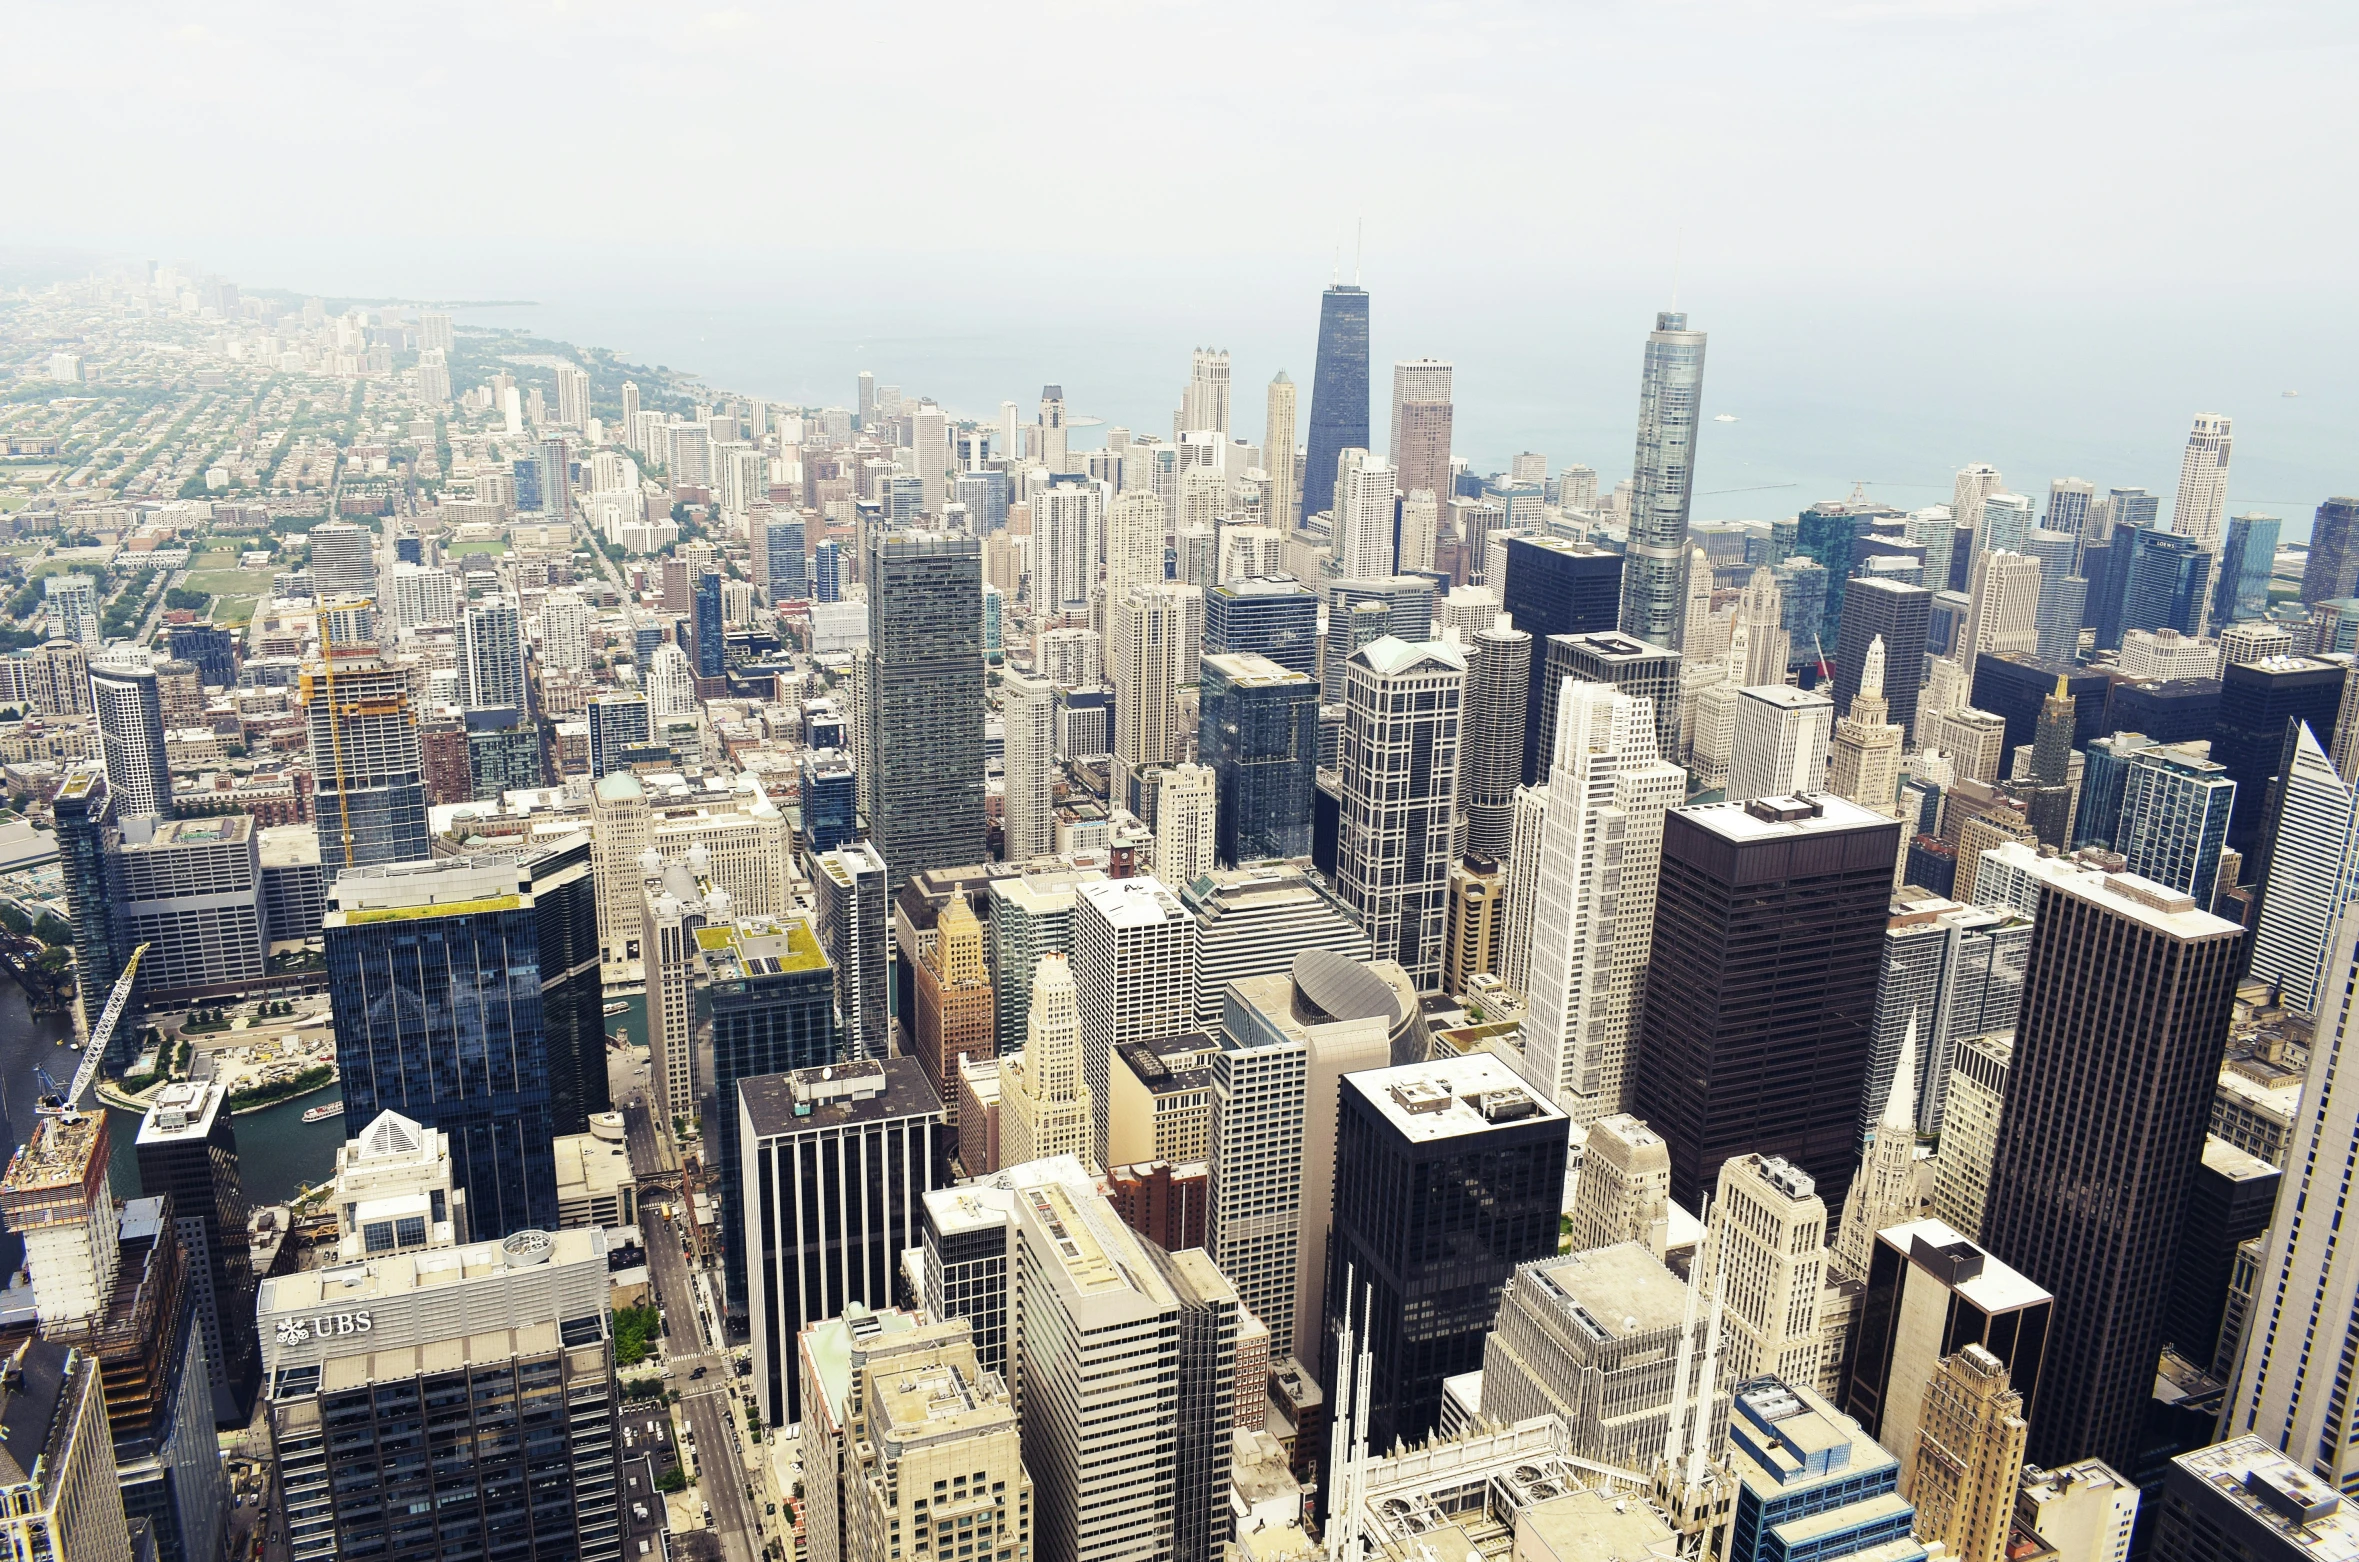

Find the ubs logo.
[{"left": 275, "top": 1311, "right": 374, "bottom": 1347}]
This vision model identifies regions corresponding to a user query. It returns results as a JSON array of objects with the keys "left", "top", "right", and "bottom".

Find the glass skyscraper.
[
  {"left": 2213, "top": 511, "right": 2280, "bottom": 625},
  {"left": 813, "top": 539, "right": 844, "bottom": 602},
  {"left": 1200, "top": 652, "right": 1319, "bottom": 865},
  {"left": 799, "top": 749, "right": 857, "bottom": 855},
  {"left": 764, "top": 512, "right": 808, "bottom": 601},
  {"left": 301, "top": 650, "right": 432, "bottom": 870},
  {"left": 1203, "top": 577, "right": 1320, "bottom": 677},
  {"left": 692, "top": 567, "right": 725, "bottom": 679},
  {"left": 2093, "top": 524, "right": 2212, "bottom": 650},
  {"left": 324, "top": 847, "right": 607, "bottom": 1238},
  {"left": 863, "top": 531, "right": 983, "bottom": 890},
  {"left": 1617, "top": 311, "right": 1708, "bottom": 649},
  {"left": 1301, "top": 283, "right": 1369, "bottom": 523}
]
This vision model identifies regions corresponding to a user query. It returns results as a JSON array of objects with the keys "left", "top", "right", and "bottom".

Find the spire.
[
  {"left": 1861, "top": 635, "right": 1887, "bottom": 701},
  {"left": 1881, "top": 1012, "right": 1918, "bottom": 1134},
  {"left": 2052, "top": 673, "right": 2070, "bottom": 700}
]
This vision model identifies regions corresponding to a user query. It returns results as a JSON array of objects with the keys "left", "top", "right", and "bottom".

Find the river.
[{"left": 0, "top": 977, "right": 345, "bottom": 1278}]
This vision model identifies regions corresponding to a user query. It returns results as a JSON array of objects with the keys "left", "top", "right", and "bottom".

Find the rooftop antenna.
[
  {"left": 1671, "top": 223, "right": 1685, "bottom": 312},
  {"left": 1355, "top": 217, "right": 1364, "bottom": 287},
  {"left": 1333, "top": 246, "right": 1341, "bottom": 286}
]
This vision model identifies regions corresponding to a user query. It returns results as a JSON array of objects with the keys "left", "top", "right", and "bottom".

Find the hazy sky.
[
  {"left": 14, "top": 0, "right": 2355, "bottom": 297},
  {"left": 13, "top": 2, "right": 2354, "bottom": 518}
]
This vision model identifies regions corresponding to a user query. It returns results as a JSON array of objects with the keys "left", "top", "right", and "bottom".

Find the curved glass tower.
[{"left": 1618, "top": 310, "right": 1709, "bottom": 649}]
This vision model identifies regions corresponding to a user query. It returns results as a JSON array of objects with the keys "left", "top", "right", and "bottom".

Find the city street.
[{"left": 638, "top": 1176, "right": 763, "bottom": 1562}]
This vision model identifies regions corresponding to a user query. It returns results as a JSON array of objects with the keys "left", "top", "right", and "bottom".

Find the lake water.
[{"left": 449, "top": 268, "right": 2359, "bottom": 539}]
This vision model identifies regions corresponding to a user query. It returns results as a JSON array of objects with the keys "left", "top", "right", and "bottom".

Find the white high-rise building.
[
  {"left": 1181, "top": 347, "right": 1232, "bottom": 434},
  {"left": 914, "top": 401, "right": 949, "bottom": 515},
  {"left": 1337, "top": 637, "right": 1465, "bottom": 991},
  {"left": 1519, "top": 681, "right": 1686, "bottom": 1125},
  {"left": 1071, "top": 876, "right": 1191, "bottom": 1167},
  {"left": 1705, "top": 1152, "right": 1831, "bottom": 1390},
  {"left": 1000, "top": 954, "right": 1096, "bottom": 1171},
  {"left": 386, "top": 561, "right": 458, "bottom": 631},
  {"left": 1829, "top": 636, "right": 1905, "bottom": 816},
  {"left": 90, "top": 661, "right": 171, "bottom": 820},
  {"left": 554, "top": 363, "right": 589, "bottom": 429},
  {"left": 2229, "top": 904, "right": 2359, "bottom": 1487},
  {"left": 646, "top": 642, "right": 696, "bottom": 717},
  {"left": 1499, "top": 783, "right": 1550, "bottom": 997},
  {"left": 539, "top": 590, "right": 593, "bottom": 673},
  {"left": 2172, "top": 412, "right": 2235, "bottom": 553},
  {"left": 309, "top": 521, "right": 378, "bottom": 596},
  {"left": 1726, "top": 686, "right": 1834, "bottom": 803},
  {"left": 1396, "top": 489, "right": 1440, "bottom": 575},
  {"left": 1034, "top": 627, "right": 1100, "bottom": 690},
  {"left": 1110, "top": 585, "right": 1186, "bottom": 798},
  {"left": 460, "top": 599, "right": 525, "bottom": 710},
  {"left": 1001, "top": 668, "right": 1057, "bottom": 865},
  {"left": 1262, "top": 372, "right": 1298, "bottom": 531},
  {"left": 1335, "top": 454, "right": 1398, "bottom": 580},
  {"left": 1106, "top": 490, "right": 1167, "bottom": 601},
  {"left": 1034, "top": 479, "right": 1102, "bottom": 617},
  {"left": 1952, "top": 463, "right": 2004, "bottom": 544},
  {"left": 1155, "top": 763, "right": 1217, "bottom": 890},
  {"left": 1957, "top": 549, "right": 2042, "bottom": 667},
  {"left": 2247, "top": 723, "right": 2358, "bottom": 1015},
  {"left": 1210, "top": 965, "right": 1391, "bottom": 1365},
  {"left": 1012, "top": 1174, "right": 1183, "bottom": 1562},
  {"left": 1976, "top": 492, "right": 2036, "bottom": 557}
]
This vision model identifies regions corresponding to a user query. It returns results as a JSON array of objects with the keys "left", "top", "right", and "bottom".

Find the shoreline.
[{"left": 95, "top": 1073, "right": 339, "bottom": 1118}]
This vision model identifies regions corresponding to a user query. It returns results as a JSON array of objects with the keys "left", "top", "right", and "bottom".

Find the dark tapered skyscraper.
[
  {"left": 1200, "top": 652, "right": 1318, "bottom": 865},
  {"left": 1531, "top": 631, "right": 1681, "bottom": 786},
  {"left": 1617, "top": 311, "right": 1708, "bottom": 649},
  {"left": 135, "top": 1078, "right": 259, "bottom": 1427},
  {"left": 864, "top": 530, "right": 984, "bottom": 890},
  {"left": 2299, "top": 496, "right": 2359, "bottom": 606},
  {"left": 1832, "top": 577, "right": 1931, "bottom": 742},
  {"left": 1978, "top": 856, "right": 2242, "bottom": 1474},
  {"left": 692, "top": 566, "right": 725, "bottom": 679},
  {"left": 324, "top": 850, "right": 601, "bottom": 1238},
  {"left": 2213, "top": 655, "right": 2345, "bottom": 855},
  {"left": 1630, "top": 795, "right": 1902, "bottom": 1212},
  {"left": 1301, "top": 283, "right": 1369, "bottom": 522}
]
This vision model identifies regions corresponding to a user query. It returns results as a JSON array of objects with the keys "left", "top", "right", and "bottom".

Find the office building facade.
[
  {"left": 1200, "top": 652, "right": 1319, "bottom": 866},
  {"left": 1631, "top": 795, "right": 1903, "bottom": 1210},
  {"left": 1336, "top": 638, "right": 1465, "bottom": 990},
  {"left": 1618, "top": 311, "right": 1708, "bottom": 649},
  {"left": 864, "top": 531, "right": 984, "bottom": 889}
]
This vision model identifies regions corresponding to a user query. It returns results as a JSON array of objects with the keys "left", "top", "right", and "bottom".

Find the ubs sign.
[{"left": 275, "top": 1311, "right": 374, "bottom": 1348}]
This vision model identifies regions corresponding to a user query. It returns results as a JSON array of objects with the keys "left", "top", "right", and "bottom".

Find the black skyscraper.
[
  {"left": 1630, "top": 795, "right": 1902, "bottom": 1212},
  {"left": 1498, "top": 537, "right": 1626, "bottom": 778},
  {"left": 1301, "top": 284, "right": 1369, "bottom": 523},
  {"left": 865, "top": 530, "right": 985, "bottom": 890},
  {"left": 2299, "top": 496, "right": 2359, "bottom": 606},
  {"left": 2213, "top": 656, "right": 2346, "bottom": 855},
  {"left": 1831, "top": 577, "right": 1932, "bottom": 742},
  {"left": 135, "top": 1080, "right": 260, "bottom": 1426},
  {"left": 1979, "top": 858, "right": 2242, "bottom": 1474},
  {"left": 1970, "top": 656, "right": 2113, "bottom": 758},
  {"left": 1322, "top": 1058, "right": 1568, "bottom": 1456}
]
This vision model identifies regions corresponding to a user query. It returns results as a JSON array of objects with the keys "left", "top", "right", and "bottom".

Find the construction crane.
[{"left": 38, "top": 943, "right": 147, "bottom": 1122}]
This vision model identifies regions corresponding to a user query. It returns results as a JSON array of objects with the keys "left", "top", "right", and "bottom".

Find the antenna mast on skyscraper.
[{"left": 1355, "top": 218, "right": 1363, "bottom": 286}]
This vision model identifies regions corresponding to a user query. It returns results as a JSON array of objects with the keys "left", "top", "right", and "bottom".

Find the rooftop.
[
  {"left": 259, "top": 1227, "right": 605, "bottom": 1314},
  {"left": 1521, "top": 1242, "right": 1693, "bottom": 1337},
  {"left": 799, "top": 1305, "right": 920, "bottom": 1429},
  {"left": 1873, "top": 1220, "right": 2052, "bottom": 1313},
  {"left": 1346, "top": 1053, "right": 1565, "bottom": 1142},
  {"left": 2174, "top": 1437, "right": 2359, "bottom": 1562},
  {"left": 0, "top": 1340, "right": 78, "bottom": 1491},
  {"left": 1077, "top": 873, "right": 1185, "bottom": 928},
  {"left": 135, "top": 1079, "right": 226, "bottom": 1145},
  {"left": 738, "top": 1056, "right": 944, "bottom": 1139},
  {"left": 1349, "top": 635, "right": 1468, "bottom": 678},
  {"left": 697, "top": 915, "right": 828, "bottom": 979},
  {"left": 868, "top": 1331, "right": 1014, "bottom": 1450},
  {"left": 1678, "top": 792, "right": 1900, "bottom": 845}
]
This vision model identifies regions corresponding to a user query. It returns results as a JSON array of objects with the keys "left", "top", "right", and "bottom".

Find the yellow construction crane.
[{"left": 311, "top": 599, "right": 375, "bottom": 868}]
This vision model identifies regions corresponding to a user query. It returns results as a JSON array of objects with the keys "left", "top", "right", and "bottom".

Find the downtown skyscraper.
[
  {"left": 1387, "top": 358, "right": 1453, "bottom": 507},
  {"left": 1979, "top": 855, "right": 2242, "bottom": 1474},
  {"left": 1302, "top": 282, "right": 1369, "bottom": 522},
  {"left": 1617, "top": 311, "right": 1708, "bottom": 649},
  {"left": 863, "top": 530, "right": 983, "bottom": 889},
  {"left": 1336, "top": 637, "right": 1465, "bottom": 991},
  {"left": 1518, "top": 681, "right": 1684, "bottom": 1126}
]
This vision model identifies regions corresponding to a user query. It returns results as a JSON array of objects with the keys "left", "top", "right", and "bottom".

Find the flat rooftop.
[
  {"left": 1524, "top": 1242, "right": 1692, "bottom": 1337},
  {"left": 1677, "top": 792, "right": 1900, "bottom": 844},
  {"left": 2174, "top": 1436, "right": 2359, "bottom": 1562},
  {"left": 259, "top": 1227, "right": 606, "bottom": 1314},
  {"left": 1345, "top": 1053, "right": 1565, "bottom": 1143},
  {"left": 739, "top": 1055, "right": 943, "bottom": 1139},
  {"left": 1874, "top": 1219, "right": 2052, "bottom": 1313},
  {"left": 1077, "top": 874, "right": 1184, "bottom": 928}
]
